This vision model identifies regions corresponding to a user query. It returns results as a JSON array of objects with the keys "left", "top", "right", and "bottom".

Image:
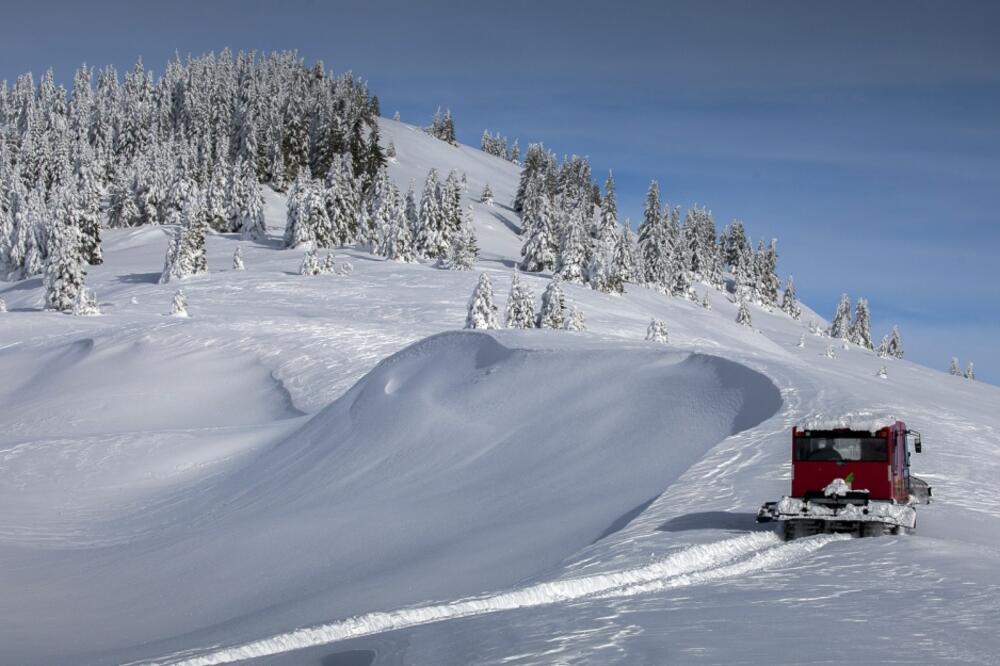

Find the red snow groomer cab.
[{"left": 757, "top": 420, "right": 931, "bottom": 540}]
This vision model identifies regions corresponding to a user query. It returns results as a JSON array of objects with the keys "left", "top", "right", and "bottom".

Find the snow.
[
  {"left": 800, "top": 411, "right": 899, "bottom": 432},
  {"left": 2, "top": 117, "right": 1000, "bottom": 666},
  {"left": 822, "top": 477, "right": 854, "bottom": 496}
]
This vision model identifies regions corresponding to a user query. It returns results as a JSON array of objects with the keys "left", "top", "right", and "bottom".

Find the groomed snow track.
[{"left": 141, "top": 533, "right": 848, "bottom": 666}]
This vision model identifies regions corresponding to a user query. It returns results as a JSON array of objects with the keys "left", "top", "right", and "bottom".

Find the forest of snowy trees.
[
  {"left": 0, "top": 47, "right": 912, "bottom": 365},
  {"left": 0, "top": 49, "right": 382, "bottom": 307}
]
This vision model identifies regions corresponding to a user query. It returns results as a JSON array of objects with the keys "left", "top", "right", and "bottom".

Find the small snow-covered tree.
[
  {"left": 702, "top": 294, "right": 712, "bottom": 310},
  {"left": 386, "top": 141, "right": 396, "bottom": 159},
  {"left": 232, "top": 246, "right": 245, "bottom": 270},
  {"left": 72, "top": 287, "right": 101, "bottom": 316},
  {"left": 0, "top": 298, "right": 6, "bottom": 313},
  {"left": 537, "top": 278, "right": 565, "bottom": 329},
  {"left": 300, "top": 248, "right": 322, "bottom": 276},
  {"left": 829, "top": 294, "right": 852, "bottom": 339},
  {"left": 480, "top": 183, "right": 494, "bottom": 206},
  {"left": 646, "top": 319, "right": 669, "bottom": 343},
  {"left": 321, "top": 253, "right": 336, "bottom": 274},
  {"left": 781, "top": 275, "right": 801, "bottom": 320},
  {"left": 377, "top": 186, "right": 416, "bottom": 262},
  {"left": 849, "top": 297, "right": 874, "bottom": 350},
  {"left": 504, "top": 271, "right": 536, "bottom": 329},
  {"left": 229, "top": 159, "right": 266, "bottom": 241},
  {"left": 170, "top": 289, "right": 188, "bottom": 317},
  {"left": 877, "top": 335, "right": 890, "bottom": 358},
  {"left": 465, "top": 272, "right": 499, "bottom": 330},
  {"left": 160, "top": 197, "right": 208, "bottom": 283},
  {"left": 887, "top": 325, "right": 904, "bottom": 359},
  {"left": 965, "top": 362, "right": 975, "bottom": 381},
  {"left": 824, "top": 345, "right": 837, "bottom": 359},
  {"left": 563, "top": 304, "right": 586, "bottom": 331},
  {"left": 877, "top": 366, "right": 888, "bottom": 379},
  {"left": 950, "top": 357, "right": 962, "bottom": 375},
  {"left": 797, "top": 333, "right": 806, "bottom": 348},
  {"left": 736, "top": 299, "right": 753, "bottom": 327}
]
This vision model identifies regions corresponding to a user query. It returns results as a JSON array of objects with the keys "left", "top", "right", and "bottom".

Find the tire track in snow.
[{"left": 140, "top": 532, "right": 848, "bottom": 666}]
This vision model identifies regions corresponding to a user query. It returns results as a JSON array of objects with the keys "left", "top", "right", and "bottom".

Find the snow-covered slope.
[{"left": 1, "top": 119, "right": 998, "bottom": 666}]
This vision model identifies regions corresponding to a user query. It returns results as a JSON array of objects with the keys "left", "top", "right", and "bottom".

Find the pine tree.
[
  {"left": 480, "top": 183, "right": 493, "bottom": 206},
  {"left": 170, "top": 289, "right": 188, "bottom": 317},
  {"left": 781, "top": 274, "right": 801, "bottom": 319},
  {"left": 442, "top": 206, "right": 478, "bottom": 270},
  {"left": 537, "top": 278, "right": 565, "bottom": 329},
  {"left": 829, "top": 294, "right": 852, "bottom": 338},
  {"left": 702, "top": 294, "right": 712, "bottom": 310},
  {"left": 950, "top": 357, "right": 962, "bottom": 375},
  {"left": 504, "top": 271, "right": 536, "bottom": 329},
  {"left": 44, "top": 201, "right": 87, "bottom": 312},
  {"left": 321, "top": 253, "right": 336, "bottom": 274},
  {"left": 386, "top": 141, "right": 396, "bottom": 159},
  {"left": 376, "top": 185, "right": 416, "bottom": 262},
  {"left": 887, "top": 325, "right": 904, "bottom": 359},
  {"left": 877, "top": 366, "right": 888, "bottom": 379},
  {"left": 607, "top": 225, "right": 637, "bottom": 294},
  {"left": 159, "top": 196, "right": 208, "bottom": 283},
  {"left": 877, "top": 335, "right": 890, "bottom": 358},
  {"left": 556, "top": 205, "right": 588, "bottom": 284},
  {"left": 563, "top": 304, "right": 586, "bottom": 331},
  {"left": 465, "top": 272, "right": 499, "bottom": 329},
  {"left": 736, "top": 299, "right": 753, "bottom": 327},
  {"left": 72, "top": 287, "right": 100, "bottom": 316},
  {"left": 76, "top": 167, "right": 103, "bottom": 265},
  {"left": 326, "top": 154, "right": 359, "bottom": 246},
  {"left": 965, "top": 362, "right": 975, "bottom": 381},
  {"left": 230, "top": 159, "right": 266, "bottom": 240},
  {"left": 0, "top": 298, "right": 6, "bottom": 313},
  {"left": 415, "top": 169, "right": 448, "bottom": 258},
  {"left": 849, "top": 297, "right": 874, "bottom": 350},
  {"left": 232, "top": 245, "right": 245, "bottom": 270},
  {"left": 300, "top": 248, "right": 322, "bottom": 276},
  {"left": 646, "top": 319, "right": 669, "bottom": 343}
]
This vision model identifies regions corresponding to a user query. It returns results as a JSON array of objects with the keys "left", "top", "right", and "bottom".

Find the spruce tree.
[
  {"left": 480, "top": 183, "right": 494, "bottom": 206},
  {"left": 443, "top": 206, "right": 478, "bottom": 270},
  {"left": 504, "top": 271, "right": 536, "bottom": 329},
  {"left": 300, "top": 248, "right": 322, "bottom": 276},
  {"left": 72, "top": 287, "right": 100, "bottom": 316},
  {"left": 965, "top": 362, "right": 975, "bottom": 381},
  {"left": 232, "top": 245, "right": 245, "bottom": 270},
  {"left": 556, "top": 205, "right": 588, "bottom": 284},
  {"left": 736, "top": 299, "right": 753, "bottom": 327},
  {"left": 950, "top": 357, "right": 962, "bottom": 376},
  {"left": 849, "top": 297, "right": 874, "bottom": 350},
  {"left": 646, "top": 319, "right": 669, "bottom": 343},
  {"left": 829, "top": 294, "right": 852, "bottom": 338},
  {"left": 887, "top": 325, "right": 904, "bottom": 359},
  {"left": 465, "top": 272, "right": 499, "bottom": 330},
  {"left": 415, "top": 169, "right": 448, "bottom": 258},
  {"left": 170, "top": 289, "right": 188, "bottom": 317},
  {"left": 44, "top": 201, "right": 87, "bottom": 312},
  {"left": 563, "top": 304, "right": 586, "bottom": 331},
  {"left": 537, "top": 278, "right": 565, "bottom": 329},
  {"left": 781, "top": 274, "right": 802, "bottom": 320}
]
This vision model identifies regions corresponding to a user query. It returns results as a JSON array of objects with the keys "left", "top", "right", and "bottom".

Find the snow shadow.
[
  {"left": 490, "top": 210, "right": 522, "bottom": 235},
  {"left": 116, "top": 271, "right": 162, "bottom": 284},
  {"left": 656, "top": 511, "right": 773, "bottom": 533},
  {"left": 593, "top": 495, "right": 660, "bottom": 543},
  {"left": 320, "top": 649, "right": 376, "bottom": 666}
]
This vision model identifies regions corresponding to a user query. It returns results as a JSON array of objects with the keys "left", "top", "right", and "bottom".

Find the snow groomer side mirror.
[{"left": 907, "top": 430, "right": 922, "bottom": 453}]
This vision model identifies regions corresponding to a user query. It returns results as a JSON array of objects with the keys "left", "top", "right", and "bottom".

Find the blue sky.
[{"left": 3, "top": 0, "right": 998, "bottom": 383}]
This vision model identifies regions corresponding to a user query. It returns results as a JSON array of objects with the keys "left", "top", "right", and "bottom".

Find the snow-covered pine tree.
[
  {"left": 646, "top": 319, "right": 669, "bottom": 343},
  {"left": 877, "top": 366, "right": 888, "bottom": 379},
  {"left": 877, "top": 335, "right": 890, "bottom": 358},
  {"left": 480, "top": 183, "right": 494, "bottom": 206},
  {"left": 950, "top": 357, "right": 962, "bottom": 375},
  {"left": 563, "top": 304, "right": 586, "bottom": 331},
  {"left": 230, "top": 158, "right": 266, "bottom": 240},
  {"left": 520, "top": 212, "right": 556, "bottom": 274},
  {"left": 72, "top": 287, "right": 100, "bottom": 316},
  {"left": 504, "top": 271, "right": 536, "bottom": 329},
  {"left": 736, "top": 299, "right": 753, "bottom": 327},
  {"left": 170, "top": 289, "right": 188, "bottom": 317},
  {"left": 965, "top": 362, "right": 975, "bottom": 381},
  {"left": 671, "top": 259, "right": 693, "bottom": 299},
  {"left": 375, "top": 185, "right": 415, "bottom": 262},
  {"left": 797, "top": 333, "right": 806, "bottom": 348},
  {"left": 386, "top": 141, "right": 396, "bottom": 160},
  {"left": 0, "top": 298, "right": 6, "bottom": 313},
  {"left": 300, "top": 248, "right": 322, "bottom": 276},
  {"left": 465, "top": 272, "right": 499, "bottom": 330},
  {"left": 159, "top": 195, "right": 209, "bottom": 283},
  {"left": 556, "top": 203, "right": 588, "bottom": 284},
  {"left": 321, "top": 253, "right": 336, "bottom": 274},
  {"left": 702, "top": 294, "right": 712, "bottom": 310},
  {"left": 887, "top": 325, "right": 904, "bottom": 359},
  {"left": 76, "top": 166, "right": 103, "bottom": 265},
  {"left": 606, "top": 224, "right": 637, "bottom": 294},
  {"left": 232, "top": 245, "right": 245, "bottom": 270},
  {"left": 443, "top": 206, "right": 478, "bottom": 270},
  {"left": 829, "top": 294, "right": 852, "bottom": 338},
  {"left": 536, "top": 278, "right": 565, "bottom": 329},
  {"left": 415, "top": 168, "right": 448, "bottom": 259},
  {"left": 757, "top": 240, "right": 780, "bottom": 307},
  {"left": 780, "top": 274, "right": 802, "bottom": 319},
  {"left": 44, "top": 198, "right": 87, "bottom": 312},
  {"left": 325, "top": 154, "right": 359, "bottom": 246},
  {"left": 849, "top": 297, "right": 874, "bottom": 350}
]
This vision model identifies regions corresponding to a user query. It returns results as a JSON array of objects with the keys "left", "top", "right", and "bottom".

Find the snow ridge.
[{"left": 144, "top": 533, "right": 847, "bottom": 666}]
